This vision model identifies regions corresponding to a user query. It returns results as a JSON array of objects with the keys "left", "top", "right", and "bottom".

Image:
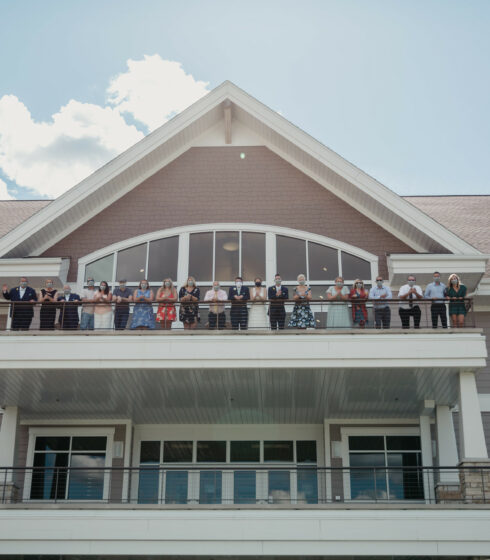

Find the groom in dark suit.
[
  {"left": 228, "top": 276, "right": 250, "bottom": 330},
  {"left": 268, "top": 274, "right": 288, "bottom": 330},
  {"left": 2, "top": 277, "right": 38, "bottom": 330}
]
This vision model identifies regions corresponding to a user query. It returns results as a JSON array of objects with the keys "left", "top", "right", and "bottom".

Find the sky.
[{"left": 0, "top": 0, "right": 489, "bottom": 200}]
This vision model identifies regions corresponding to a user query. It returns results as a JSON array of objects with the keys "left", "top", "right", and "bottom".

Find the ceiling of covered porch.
[{"left": 0, "top": 366, "right": 461, "bottom": 423}]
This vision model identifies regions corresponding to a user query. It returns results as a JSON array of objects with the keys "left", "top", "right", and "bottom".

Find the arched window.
[{"left": 78, "top": 225, "right": 377, "bottom": 293}]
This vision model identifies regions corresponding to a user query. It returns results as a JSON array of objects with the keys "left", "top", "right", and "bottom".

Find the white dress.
[{"left": 248, "top": 287, "right": 269, "bottom": 329}]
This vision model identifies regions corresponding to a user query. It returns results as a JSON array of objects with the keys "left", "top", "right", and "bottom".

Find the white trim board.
[{"left": 0, "top": 82, "right": 479, "bottom": 260}]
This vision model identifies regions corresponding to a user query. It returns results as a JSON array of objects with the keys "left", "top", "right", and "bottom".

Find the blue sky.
[{"left": 0, "top": 0, "right": 489, "bottom": 199}]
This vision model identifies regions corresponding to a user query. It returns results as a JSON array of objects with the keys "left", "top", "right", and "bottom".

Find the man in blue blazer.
[
  {"left": 57, "top": 285, "right": 81, "bottom": 329},
  {"left": 228, "top": 276, "right": 250, "bottom": 330},
  {"left": 268, "top": 274, "right": 289, "bottom": 329},
  {"left": 2, "top": 277, "right": 38, "bottom": 330}
]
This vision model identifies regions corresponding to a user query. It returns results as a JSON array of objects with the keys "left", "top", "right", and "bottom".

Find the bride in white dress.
[{"left": 248, "top": 278, "right": 269, "bottom": 330}]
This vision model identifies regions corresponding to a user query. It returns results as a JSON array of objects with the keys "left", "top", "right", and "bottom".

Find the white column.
[
  {"left": 323, "top": 419, "right": 331, "bottom": 503},
  {"left": 436, "top": 405, "right": 459, "bottom": 483},
  {"left": 458, "top": 371, "right": 488, "bottom": 460},
  {"left": 0, "top": 407, "right": 19, "bottom": 483},
  {"left": 419, "top": 415, "right": 435, "bottom": 502}
]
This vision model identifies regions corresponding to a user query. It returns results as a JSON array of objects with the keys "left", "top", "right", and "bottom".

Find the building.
[{"left": 0, "top": 81, "right": 489, "bottom": 559}]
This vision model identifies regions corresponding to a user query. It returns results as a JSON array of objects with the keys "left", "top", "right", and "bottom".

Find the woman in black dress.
[
  {"left": 38, "top": 279, "right": 58, "bottom": 330},
  {"left": 178, "top": 276, "right": 200, "bottom": 330}
]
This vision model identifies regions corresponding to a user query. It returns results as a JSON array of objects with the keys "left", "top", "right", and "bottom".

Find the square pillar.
[
  {"left": 458, "top": 371, "right": 488, "bottom": 460},
  {"left": 435, "top": 404, "right": 460, "bottom": 501},
  {"left": 0, "top": 406, "right": 19, "bottom": 502},
  {"left": 419, "top": 415, "right": 435, "bottom": 503}
]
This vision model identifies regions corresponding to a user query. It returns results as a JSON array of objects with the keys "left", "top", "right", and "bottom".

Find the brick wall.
[{"left": 41, "top": 146, "right": 415, "bottom": 281}]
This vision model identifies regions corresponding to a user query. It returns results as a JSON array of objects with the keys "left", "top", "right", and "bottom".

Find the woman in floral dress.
[
  {"left": 288, "top": 274, "right": 315, "bottom": 329},
  {"left": 178, "top": 276, "right": 200, "bottom": 330},
  {"left": 156, "top": 278, "right": 177, "bottom": 330},
  {"left": 130, "top": 280, "right": 155, "bottom": 330}
]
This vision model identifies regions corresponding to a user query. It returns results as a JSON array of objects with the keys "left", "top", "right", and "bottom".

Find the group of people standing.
[{"left": 1, "top": 271, "right": 468, "bottom": 331}]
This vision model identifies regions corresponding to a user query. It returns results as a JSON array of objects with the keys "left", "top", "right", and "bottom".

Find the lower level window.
[
  {"left": 348, "top": 435, "right": 423, "bottom": 501},
  {"left": 30, "top": 436, "right": 107, "bottom": 500}
]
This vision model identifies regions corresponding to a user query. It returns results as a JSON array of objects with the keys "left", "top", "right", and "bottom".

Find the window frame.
[
  {"left": 340, "top": 426, "right": 424, "bottom": 503},
  {"left": 77, "top": 224, "right": 378, "bottom": 293},
  {"left": 24, "top": 427, "right": 115, "bottom": 502}
]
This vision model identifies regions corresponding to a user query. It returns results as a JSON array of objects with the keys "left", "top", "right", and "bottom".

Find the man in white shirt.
[
  {"left": 2, "top": 277, "right": 38, "bottom": 330},
  {"left": 398, "top": 275, "right": 424, "bottom": 329},
  {"left": 204, "top": 281, "right": 228, "bottom": 330}
]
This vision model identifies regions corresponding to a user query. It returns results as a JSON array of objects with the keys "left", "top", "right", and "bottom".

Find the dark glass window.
[
  {"left": 200, "top": 471, "right": 222, "bottom": 504},
  {"left": 71, "top": 437, "right": 107, "bottom": 451},
  {"left": 234, "top": 471, "right": 256, "bottom": 504},
  {"left": 163, "top": 441, "right": 193, "bottom": 463},
  {"left": 276, "top": 236, "right": 306, "bottom": 281},
  {"left": 387, "top": 452, "right": 424, "bottom": 499},
  {"left": 348, "top": 436, "right": 384, "bottom": 451},
  {"left": 298, "top": 469, "right": 318, "bottom": 503},
  {"left": 148, "top": 236, "right": 178, "bottom": 282},
  {"left": 116, "top": 244, "right": 146, "bottom": 282},
  {"left": 308, "top": 242, "right": 338, "bottom": 280},
  {"left": 196, "top": 441, "right": 226, "bottom": 462},
  {"left": 241, "top": 232, "right": 265, "bottom": 280},
  {"left": 35, "top": 436, "right": 70, "bottom": 451},
  {"left": 140, "top": 441, "right": 161, "bottom": 463},
  {"left": 341, "top": 252, "right": 371, "bottom": 280},
  {"left": 165, "top": 471, "right": 188, "bottom": 504},
  {"left": 386, "top": 436, "right": 421, "bottom": 451},
  {"left": 31, "top": 452, "right": 69, "bottom": 500},
  {"left": 230, "top": 441, "right": 260, "bottom": 462},
  {"left": 189, "top": 233, "right": 213, "bottom": 281},
  {"left": 296, "top": 441, "right": 317, "bottom": 463},
  {"left": 68, "top": 453, "right": 105, "bottom": 500},
  {"left": 215, "top": 231, "right": 239, "bottom": 281},
  {"left": 85, "top": 254, "right": 114, "bottom": 283},
  {"left": 268, "top": 471, "right": 290, "bottom": 503},
  {"left": 349, "top": 452, "right": 387, "bottom": 500},
  {"left": 264, "top": 441, "right": 294, "bottom": 462}
]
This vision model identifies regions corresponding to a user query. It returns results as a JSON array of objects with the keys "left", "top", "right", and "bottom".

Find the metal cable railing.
[
  {"left": 0, "top": 465, "right": 487, "bottom": 505},
  {"left": 0, "top": 298, "right": 475, "bottom": 332}
]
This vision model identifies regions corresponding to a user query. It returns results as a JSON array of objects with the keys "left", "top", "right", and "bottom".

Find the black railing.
[
  {"left": 0, "top": 465, "right": 488, "bottom": 505},
  {"left": 0, "top": 298, "right": 475, "bottom": 332}
]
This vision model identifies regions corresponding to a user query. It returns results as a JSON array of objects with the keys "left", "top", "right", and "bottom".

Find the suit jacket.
[
  {"left": 228, "top": 285, "right": 250, "bottom": 306},
  {"left": 57, "top": 293, "right": 81, "bottom": 303},
  {"left": 268, "top": 285, "right": 289, "bottom": 306},
  {"left": 3, "top": 286, "right": 38, "bottom": 316}
]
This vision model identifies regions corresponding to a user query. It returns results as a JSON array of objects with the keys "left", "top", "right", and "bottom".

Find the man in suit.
[
  {"left": 2, "top": 277, "right": 38, "bottom": 330},
  {"left": 268, "top": 274, "right": 289, "bottom": 330},
  {"left": 228, "top": 276, "right": 250, "bottom": 330},
  {"left": 57, "top": 285, "right": 81, "bottom": 329}
]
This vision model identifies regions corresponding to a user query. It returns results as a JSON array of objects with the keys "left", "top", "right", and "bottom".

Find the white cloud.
[
  {"left": 0, "top": 95, "right": 144, "bottom": 198},
  {"left": 107, "top": 55, "right": 210, "bottom": 131},
  {"left": 0, "top": 178, "right": 14, "bottom": 200},
  {"left": 0, "top": 55, "right": 210, "bottom": 198}
]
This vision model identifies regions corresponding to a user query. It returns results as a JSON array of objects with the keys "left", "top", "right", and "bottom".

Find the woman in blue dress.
[
  {"left": 288, "top": 274, "right": 315, "bottom": 329},
  {"left": 130, "top": 280, "right": 155, "bottom": 330}
]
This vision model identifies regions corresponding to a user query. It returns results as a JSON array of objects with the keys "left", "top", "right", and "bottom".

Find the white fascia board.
[
  {"left": 0, "top": 258, "right": 70, "bottom": 285},
  {"left": 388, "top": 253, "right": 489, "bottom": 273},
  {"left": 0, "top": 331, "right": 486, "bottom": 370},
  {"left": 1, "top": 509, "right": 490, "bottom": 556}
]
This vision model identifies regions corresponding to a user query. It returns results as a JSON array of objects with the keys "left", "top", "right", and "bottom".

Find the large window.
[
  {"left": 348, "top": 435, "right": 423, "bottom": 501},
  {"left": 80, "top": 226, "right": 375, "bottom": 288},
  {"left": 30, "top": 435, "right": 108, "bottom": 501},
  {"left": 137, "top": 439, "right": 318, "bottom": 505}
]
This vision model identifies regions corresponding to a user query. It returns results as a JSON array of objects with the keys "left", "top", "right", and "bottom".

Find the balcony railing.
[
  {"left": 0, "top": 298, "right": 476, "bottom": 332},
  {"left": 1, "top": 465, "right": 488, "bottom": 505}
]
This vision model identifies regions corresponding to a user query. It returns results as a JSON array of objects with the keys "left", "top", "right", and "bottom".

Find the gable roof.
[
  {"left": 0, "top": 81, "right": 481, "bottom": 258},
  {"left": 0, "top": 200, "right": 51, "bottom": 238}
]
